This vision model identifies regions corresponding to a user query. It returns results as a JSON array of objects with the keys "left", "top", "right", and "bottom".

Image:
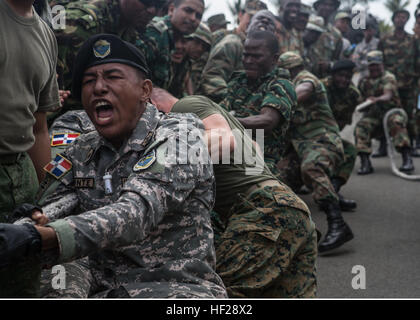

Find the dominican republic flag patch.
[
  {"left": 51, "top": 133, "right": 80, "bottom": 147},
  {"left": 44, "top": 154, "right": 72, "bottom": 179}
]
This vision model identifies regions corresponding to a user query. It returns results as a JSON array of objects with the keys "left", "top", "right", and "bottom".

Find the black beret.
[
  {"left": 331, "top": 59, "right": 356, "bottom": 73},
  {"left": 72, "top": 34, "right": 150, "bottom": 101}
]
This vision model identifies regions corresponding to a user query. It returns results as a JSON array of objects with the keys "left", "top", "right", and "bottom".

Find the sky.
[{"left": 203, "top": 0, "right": 419, "bottom": 33}]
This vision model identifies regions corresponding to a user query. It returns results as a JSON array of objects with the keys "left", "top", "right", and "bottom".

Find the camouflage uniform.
[
  {"left": 276, "top": 18, "right": 304, "bottom": 56},
  {"left": 311, "top": 22, "right": 343, "bottom": 78},
  {"left": 322, "top": 77, "right": 362, "bottom": 182},
  {"left": 139, "top": 16, "right": 191, "bottom": 97},
  {"left": 198, "top": 32, "right": 246, "bottom": 103},
  {"left": 355, "top": 71, "right": 411, "bottom": 154},
  {"left": 48, "top": 110, "right": 95, "bottom": 159},
  {"left": 186, "top": 23, "right": 213, "bottom": 93},
  {"left": 220, "top": 68, "right": 297, "bottom": 176},
  {"left": 197, "top": 0, "right": 267, "bottom": 102},
  {"left": 35, "top": 105, "right": 227, "bottom": 298},
  {"left": 172, "top": 95, "right": 317, "bottom": 298},
  {"left": 379, "top": 31, "right": 418, "bottom": 137},
  {"left": 276, "top": 67, "right": 344, "bottom": 205},
  {"left": 54, "top": 0, "right": 144, "bottom": 93}
]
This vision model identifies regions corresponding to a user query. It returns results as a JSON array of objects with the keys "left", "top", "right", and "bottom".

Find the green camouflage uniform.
[
  {"left": 34, "top": 105, "right": 227, "bottom": 298},
  {"left": 198, "top": 32, "right": 246, "bottom": 103},
  {"left": 379, "top": 32, "right": 418, "bottom": 137},
  {"left": 54, "top": 0, "right": 144, "bottom": 94},
  {"left": 276, "top": 18, "right": 304, "bottom": 56},
  {"left": 355, "top": 71, "right": 411, "bottom": 154},
  {"left": 220, "top": 68, "right": 297, "bottom": 176},
  {"left": 139, "top": 16, "right": 191, "bottom": 97},
  {"left": 322, "top": 77, "right": 362, "bottom": 183},
  {"left": 172, "top": 95, "right": 317, "bottom": 298},
  {"left": 311, "top": 23, "right": 343, "bottom": 78},
  {"left": 277, "top": 70, "right": 344, "bottom": 205}
]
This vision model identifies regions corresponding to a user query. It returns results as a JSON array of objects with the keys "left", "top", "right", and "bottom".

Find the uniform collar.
[{"left": 87, "top": 104, "right": 161, "bottom": 162}]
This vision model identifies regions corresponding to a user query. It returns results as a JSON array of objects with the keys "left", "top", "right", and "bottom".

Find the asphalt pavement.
[{"left": 300, "top": 149, "right": 420, "bottom": 298}]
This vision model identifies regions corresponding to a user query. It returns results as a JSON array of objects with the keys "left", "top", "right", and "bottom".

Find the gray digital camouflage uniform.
[{"left": 36, "top": 105, "right": 227, "bottom": 298}]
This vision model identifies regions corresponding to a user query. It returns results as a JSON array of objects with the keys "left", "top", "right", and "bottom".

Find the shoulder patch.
[
  {"left": 133, "top": 150, "right": 156, "bottom": 172},
  {"left": 51, "top": 132, "right": 80, "bottom": 146},
  {"left": 44, "top": 154, "right": 72, "bottom": 179}
]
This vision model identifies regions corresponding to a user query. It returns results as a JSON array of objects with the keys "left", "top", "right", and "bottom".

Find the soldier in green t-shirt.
[{"left": 278, "top": 51, "right": 354, "bottom": 254}]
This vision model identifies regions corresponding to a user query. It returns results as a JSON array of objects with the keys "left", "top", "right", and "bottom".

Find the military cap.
[
  {"left": 207, "top": 14, "right": 230, "bottom": 27},
  {"left": 245, "top": 0, "right": 268, "bottom": 15},
  {"left": 72, "top": 34, "right": 150, "bottom": 100},
  {"left": 331, "top": 59, "right": 356, "bottom": 73},
  {"left": 313, "top": 0, "right": 340, "bottom": 11},
  {"left": 306, "top": 15, "right": 325, "bottom": 33},
  {"left": 366, "top": 50, "right": 383, "bottom": 65},
  {"left": 392, "top": 9, "right": 410, "bottom": 21},
  {"left": 335, "top": 11, "right": 351, "bottom": 21},
  {"left": 278, "top": 51, "right": 304, "bottom": 69},
  {"left": 186, "top": 22, "right": 213, "bottom": 47}
]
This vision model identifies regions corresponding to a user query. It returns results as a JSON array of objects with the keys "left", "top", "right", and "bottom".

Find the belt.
[
  {"left": 0, "top": 153, "right": 23, "bottom": 165},
  {"left": 243, "top": 179, "right": 279, "bottom": 198}
]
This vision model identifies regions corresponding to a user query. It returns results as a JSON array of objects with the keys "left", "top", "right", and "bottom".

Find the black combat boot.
[
  {"left": 416, "top": 134, "right": 420, "bottom": 149},
  {"left": 410, "top": 138, "right": 420, "bottom": 157},
  {"left": 318, "top": 202, "right": 354, "bottom": 253},
  {"left": 372, "top": 137, "right": 387, "bottom": 158},
  {"left": 357, "top": 153, "right": 374, "bottom": 175},
  {"left": 331, "top": 178, "right": 357, "bottom": 211},
  {"left": 399, "top": 147, "right": 415, "bottom": 172}
]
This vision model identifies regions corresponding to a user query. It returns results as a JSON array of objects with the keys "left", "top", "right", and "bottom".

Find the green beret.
[{"left": 72, "top": 34, "right": 150, "bottom": 101}]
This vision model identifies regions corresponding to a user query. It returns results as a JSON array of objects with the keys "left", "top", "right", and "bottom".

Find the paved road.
[{"left": 300, "top": 152, "right": 420, "bottom": 298}]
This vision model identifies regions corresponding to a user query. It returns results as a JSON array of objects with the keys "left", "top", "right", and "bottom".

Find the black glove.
[
  {"left": 12, "top": 203, "right": 43, "bottom": 221},
  {"left": 0, "top": 224, "right": 42, "bottom": 268}
]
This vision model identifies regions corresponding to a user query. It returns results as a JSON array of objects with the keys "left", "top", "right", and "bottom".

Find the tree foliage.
[{"left": 384, "top": 0, "right": 411, "bottom": 13}]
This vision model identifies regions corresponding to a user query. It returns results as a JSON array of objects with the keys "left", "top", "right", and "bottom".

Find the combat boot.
[
  {"left": 371, "top": 137, "right": 387, "bottom": 158},
  {"left": 416, "top": 134, "right": 420, "bottom": 149},
  {"left": 318, "top": 202, "right": 354, "bottom": 253},
  {"left": 399, "top": 147, "right": 415, "bottom": 172},
  {"left": 331, "top": 178, "right": 357, "bottom": 211},
  {"left": 357, "top": 153, "right": 374, "bottom": 175},
  {"left": 410, "top": 138, "right": 420, "bottom": 157}
]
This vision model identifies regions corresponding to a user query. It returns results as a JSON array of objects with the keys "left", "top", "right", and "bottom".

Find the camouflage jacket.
[
  {"left": 37, "top": 105, "right": 227, "bottom": 298},
  {"left": 322, "top": 77, "right": 362, "bottom": 130},
  {"left": 198, "top": 32, "right": 246, "bottom": 103},
  {"left": 358, "top": 71, "right": 401, "bottom": 119},
  {"left": 378, "top": 31, "right": 418, "bottom": 88},
  {"left": 220, "top": 67, "right": 297, "bottom": 171},
  {"left": 139, "top": 16, "right": 190, "bottom": 96},
  {"left": 311, "top": 23, "right": 343, "bottom": 78},
  {"left": 54, "top": 0, "right": 144, "bottom": 91},
  {"left": 290, "top": 70, "right": 340, "bottom": 142},
  {"left": 276, "top": 19, "right": 304, "bottom": 56}
]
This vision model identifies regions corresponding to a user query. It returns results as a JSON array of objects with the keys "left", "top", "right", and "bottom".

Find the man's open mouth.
[{"left": 94, "top": 100, "right": 114, "bottom": 126}]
